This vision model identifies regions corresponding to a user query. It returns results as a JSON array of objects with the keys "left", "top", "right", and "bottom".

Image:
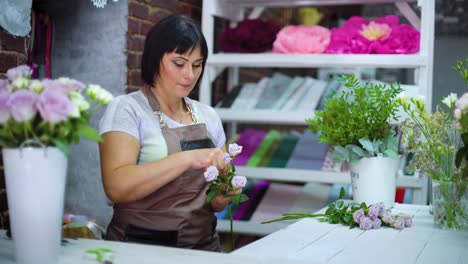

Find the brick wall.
[
  {"left": 126, "top": 0, "right": 202, "bottom": 94},
  {"left": 0, "top": 28, "right": 28, "bottom": 231}
]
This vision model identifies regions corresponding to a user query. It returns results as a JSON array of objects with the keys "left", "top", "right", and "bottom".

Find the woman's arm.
[{"left": 99, "top": 131, "right": 225, "bottom": 203}]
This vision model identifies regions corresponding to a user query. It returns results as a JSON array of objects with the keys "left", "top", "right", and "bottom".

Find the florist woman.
[{"left": 98, "top": 14, "right": 230, "bottom": 251}]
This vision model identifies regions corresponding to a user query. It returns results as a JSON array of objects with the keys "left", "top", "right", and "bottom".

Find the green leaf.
[
  {"left": 230, "top": 193, "right": 249, "bottom": 205},
  {"left": 51, "top": 138, "right": 70, "bottom": 156},
  {"left": 336, "top": 200, "right": 344, "bottom": 209},
  {"left": 77, "top": 125, "right": 103, "bottom": 142},
  {"left": 455, "top": 147, "right": 465, "bottom": 168},
  {"left": 383, "top": 149, "right": 398, "bottom": 158},
  {"left": 339, "top": 187, "right": 346, "bottom": 199},
  {"left": 206, "top": 189, "right": 218, "bottom": 203},
  {"left": 359, "top": 138, "right": 374, "bottom": 154}
]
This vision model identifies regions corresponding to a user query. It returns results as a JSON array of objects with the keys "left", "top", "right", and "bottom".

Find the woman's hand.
[
  {"left": 186, "top": 148, "right": 227, "bottom": 171},
  {"left": 209, "top": 188, "right": 242, "bottom": 212}
]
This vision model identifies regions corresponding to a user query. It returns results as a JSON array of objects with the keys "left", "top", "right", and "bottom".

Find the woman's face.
[{"left": 157, "top": 46, "right": 204, "bottom": 98}]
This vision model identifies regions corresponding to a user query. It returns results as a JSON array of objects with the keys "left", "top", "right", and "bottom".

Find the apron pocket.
[
  {"left": 125, "top": 225, "right": 178, "bottom": 246},
  {"left": 180, "top": 138, "right": 214, "bottom": 150}
]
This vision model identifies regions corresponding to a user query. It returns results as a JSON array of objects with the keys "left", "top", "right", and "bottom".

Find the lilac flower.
[
  {"left": 0, "top": 79, "right": 8, "bottom": 91},
  {"left": 231, "top": 175, "right": 247, "bottom": 188},
  {"left": 7, "top": 90, "right": 38, "bottom": 122},
  {"left": 368, "top": 202, "right": 385, "bottom": 219},
  {"left": 57, "top": 77, "right": 85, "bottom": 91},
  {"left": 228, "top": 143, "right": 242, "bottom": 157},
  {"left": 353, "top": 209, "right": 364, "bottom": 223},
  {"left": 6, "top": 65, "right": 32, "bottom": 81},
  {"left": 397, "top": 213, "right": 413, "bottom": 227},
  {"left": 380, "top": 210, "right": 395, "bottom": 225},
  {"left": 0, "top": 91, "right": 11, "bottom": 123},
  {"left": 373, "top": 218, "right": 382, "bottom": 229},
  {"left": 392, "top": 216, "right": 405, "bottom": 230},
  {"left": 223, "top": 152, "right": 232, "bottom": 165},
  {"left": 36, "top": 88, "right": 74, "bottom": 123},
  {"left": 359, "top": 216, "right": 374, "bottom": 230},
  {"left": 204, "top": 166, "right": 218, "bottom": 182},
  {"left": 42, "top": 79, "right": 72, "bottom": 94}
]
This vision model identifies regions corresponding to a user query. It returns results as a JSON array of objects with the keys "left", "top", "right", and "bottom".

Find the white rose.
[
  {"left": 11, "top": 77, "right": 29, "bottom": 90},
  {"left": 87, "top": 84, "right": 113, "bottom": 104},
  {"left": 442, "top": 93, "right": 457, "bottom": 108},
  {"left": 29, "top": 80, "right": 44, "bottom": 93},
  {"left": 69, "top": 91, "right": 90, "bottom": 111}
]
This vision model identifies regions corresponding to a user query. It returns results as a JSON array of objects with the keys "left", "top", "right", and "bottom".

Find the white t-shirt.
[{"left": 99, "top": 90, "right": 226, "bottom": 165}]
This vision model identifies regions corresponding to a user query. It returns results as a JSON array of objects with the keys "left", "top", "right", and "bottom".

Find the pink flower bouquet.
[
  {"left": 325, "top": 15, "right": 420, "bottom": 54},
  {"left": 0, "top": 65, "right": 113, "bottom": 155}
]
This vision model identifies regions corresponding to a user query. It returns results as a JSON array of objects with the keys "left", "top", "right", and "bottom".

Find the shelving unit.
[{"left": 200, "top": 0, "right": 434, "bottom": 235}]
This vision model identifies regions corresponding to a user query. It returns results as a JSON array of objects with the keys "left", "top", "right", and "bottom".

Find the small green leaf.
[
  {"left": 339, "top": 187, "right": 346, "bottom": 200},
  {"left": 207, "top": 189, "right": 218, "bottom": 203},
  {"left": 336, "top": 200, "right": 344, "bottom": 209},
  {"left": 77, "top": 125, "right": 103, "bottom": 142},
  {"left": 51, "top": 138, "right": 70, "bottom": 156},
  {"left": 383, "top": 149, "right": 398, "bottom": 158},
  {"left": 359, "top": 138, "right": 374, "bottom": 153}
]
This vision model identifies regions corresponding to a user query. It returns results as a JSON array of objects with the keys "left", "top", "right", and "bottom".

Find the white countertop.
[{"left": 232, "top": 204, "right": 468, "bottom": 264}]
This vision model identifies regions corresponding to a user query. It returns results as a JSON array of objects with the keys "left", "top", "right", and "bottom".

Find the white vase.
[
  {"left": 350, "top": 156, "right": 401, "bottom": 208},
  {"left": 2, "top": 147, "right": 68, "bottom": 264}
]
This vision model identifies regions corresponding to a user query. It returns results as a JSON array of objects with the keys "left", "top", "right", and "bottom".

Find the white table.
[
  {"left": 232, "top": 204, "right": 468, "bottom": 264},
  {"left": 1, "top": 204, "right": 466, "bottom": 263}
]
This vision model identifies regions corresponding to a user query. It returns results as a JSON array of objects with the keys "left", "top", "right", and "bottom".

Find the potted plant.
[
  {"left": 307, "top": 74, "right": 403, "bottom": 207},
  {"left": 397, "top": 59, "right": 468, "bottom": 229}
]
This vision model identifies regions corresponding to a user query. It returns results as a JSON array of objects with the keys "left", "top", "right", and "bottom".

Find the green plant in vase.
[
  {"left": 307, "top": 74, "right": 403, "bottom": 207},
  {"left": 397, "top": 59, "right": 468, "bottom": 229}
]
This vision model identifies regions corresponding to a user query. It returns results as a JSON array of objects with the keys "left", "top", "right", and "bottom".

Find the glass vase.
[{"left": 431, "top": 180, "right": 468, "bottom": 230}]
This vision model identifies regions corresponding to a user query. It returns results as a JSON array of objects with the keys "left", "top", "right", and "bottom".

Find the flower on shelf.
[
  {"left": 325, "top": 15, "right": 420, "bottom": 54},
  {"left": 0, "top": 65, "right": 113, "bottom": 155},
  {"left": 454, "top": 58, "right": 468, "bottom": 177},
  {"left": 204, "top": 143, "right": 249, "bottom": 246},
  {"left": 262, "top": 188, "right": 412, "bottom": 231}
]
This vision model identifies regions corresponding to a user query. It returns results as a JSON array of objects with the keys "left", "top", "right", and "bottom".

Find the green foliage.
[
  {"left": 307, "top": 74, "right": 403, "bottom": 162},
  {"left": 454, "top": 58, "right": 468, "bottom": 85}
]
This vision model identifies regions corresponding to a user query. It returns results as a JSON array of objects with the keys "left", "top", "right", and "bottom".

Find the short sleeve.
[
  {"left": 98, "top": 95, "right": 140, "bottom": 141},
  {"left": 211, "top": 109, "right": 226, "bottom": 148}
]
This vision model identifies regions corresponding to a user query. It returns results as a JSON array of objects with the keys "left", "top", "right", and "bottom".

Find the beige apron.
[{"left": 105, "top": 87, "right": 220, "bottom": 251}]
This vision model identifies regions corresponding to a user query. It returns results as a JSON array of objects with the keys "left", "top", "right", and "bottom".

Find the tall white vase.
[
  {"left": 3, "top": 147, "right": 67, "bottom": 264},
  {"left": 350, "top": 156, "right": 400, "bottom": 208}
]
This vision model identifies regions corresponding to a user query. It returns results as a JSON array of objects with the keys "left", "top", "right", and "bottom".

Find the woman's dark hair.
[{"left": 141, "top": 14, "right": 208, "bottom": 88}]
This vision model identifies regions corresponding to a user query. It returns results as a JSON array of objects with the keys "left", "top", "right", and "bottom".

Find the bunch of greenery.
[
  {"left": 454, "top": 58, "right": 468, "bottom": 177},
  {"left": 306, "top": 74, "right": 403, "bottom": 163}
]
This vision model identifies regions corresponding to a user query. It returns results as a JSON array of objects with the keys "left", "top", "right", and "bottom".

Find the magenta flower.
[
  {"left": 6, "top": 65, "right": 32, "bottom": 81},
  {"left": 228, "top": 143, "right": 243, "bottom": 157},
  {"left": 204, "top": 166, "right": 219, "bottom": 182},
  {"left": 36, "top": 88, "right": 74, "bottom": 123},
  {"left": 0, "top": 91, "right": 11, "bottom": 123},
  {"left": 353, "top": 209, "right": 364, "bottom": 223},
  {"left": 7, "top": 90, "right": 38, "bottom": 122},
  {"left": 231, "top": 175, "right": 247, "bottom": 188},
  {"left": 326, "top": 15, "right": 420, "bottom": 54},
  {"left": 220, "top": 19, "right": 280, "bottom": 53},
  {"left": 359, "top": 216, "right": 374, "bottom": 230}
]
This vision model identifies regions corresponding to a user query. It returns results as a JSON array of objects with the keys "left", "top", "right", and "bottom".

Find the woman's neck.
[{"left": 151, "top": 87, "right": 187, "bottom": 115}]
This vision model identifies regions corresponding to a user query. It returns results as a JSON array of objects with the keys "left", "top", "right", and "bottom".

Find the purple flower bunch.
[
  {"left": 263, "top": 188, "right": 413, "bottom": 231},
  {"left": 204, "top": 143, "right": 248, "bottom": 205},
  {"left": 353, "top": 202, "right": 412, "bottom": 230},
  {"left": 0, "top": 65, "right": 113, "bottom": 155}
]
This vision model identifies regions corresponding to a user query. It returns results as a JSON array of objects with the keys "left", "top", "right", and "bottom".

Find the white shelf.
[
  {"left": 216, "top": 109, "right": 313, "bottom": 124},
  {"left": 236, "top": 167, "right": 426, "bottom": 189},
  {"left": 208, "top": 53, "right": 427, "bottom": 68}
]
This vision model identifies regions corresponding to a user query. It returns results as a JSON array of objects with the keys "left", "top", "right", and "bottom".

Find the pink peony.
[
  {"left": 326, "top": 15, "right": 420, "bottom": 54},
  {"left": 273, "top": 25, "right": 331, "bottom": 54},
  {"left": 36, "top": 88, "right": 74, "bottom": 123},
  {"left": 7, "top": 90, "right": 38, "bottom": 122}
]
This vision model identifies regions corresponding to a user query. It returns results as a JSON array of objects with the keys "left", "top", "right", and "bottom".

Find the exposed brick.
[
  {"left": 129, "top": 2, "right": 149, "bottom": 20},
  {"left": 0, "top": 52, "right": 20, "bottom": 73},
  {"left": 141, "top": 21, "right": 153, "bottom": 36},
  {"left": 127, "top": 52, "right": 141, "bottom": 69},
  {"left": 128, "top": 70, "right": 144, "bottom": 87},
  {"left": 17, "top": 54, "right": 27, "bottom": 65},
  {"left": 176, "top": 4, "right": 192, "bottom": 17},
  {"left": 127, "top": 35, "right": 146, "bottom": 51},
  {"left": 147, "top": 0, "right": 179, "bottom": 10},
  {"left": 149, "top": 9, "right": 170, "bottom": 24},
  {"left": 0, "top": 31, "right": 26, "bottom": 53},
  {"left": 128, "top": 17, "right": 141, "bottom": 34}
]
